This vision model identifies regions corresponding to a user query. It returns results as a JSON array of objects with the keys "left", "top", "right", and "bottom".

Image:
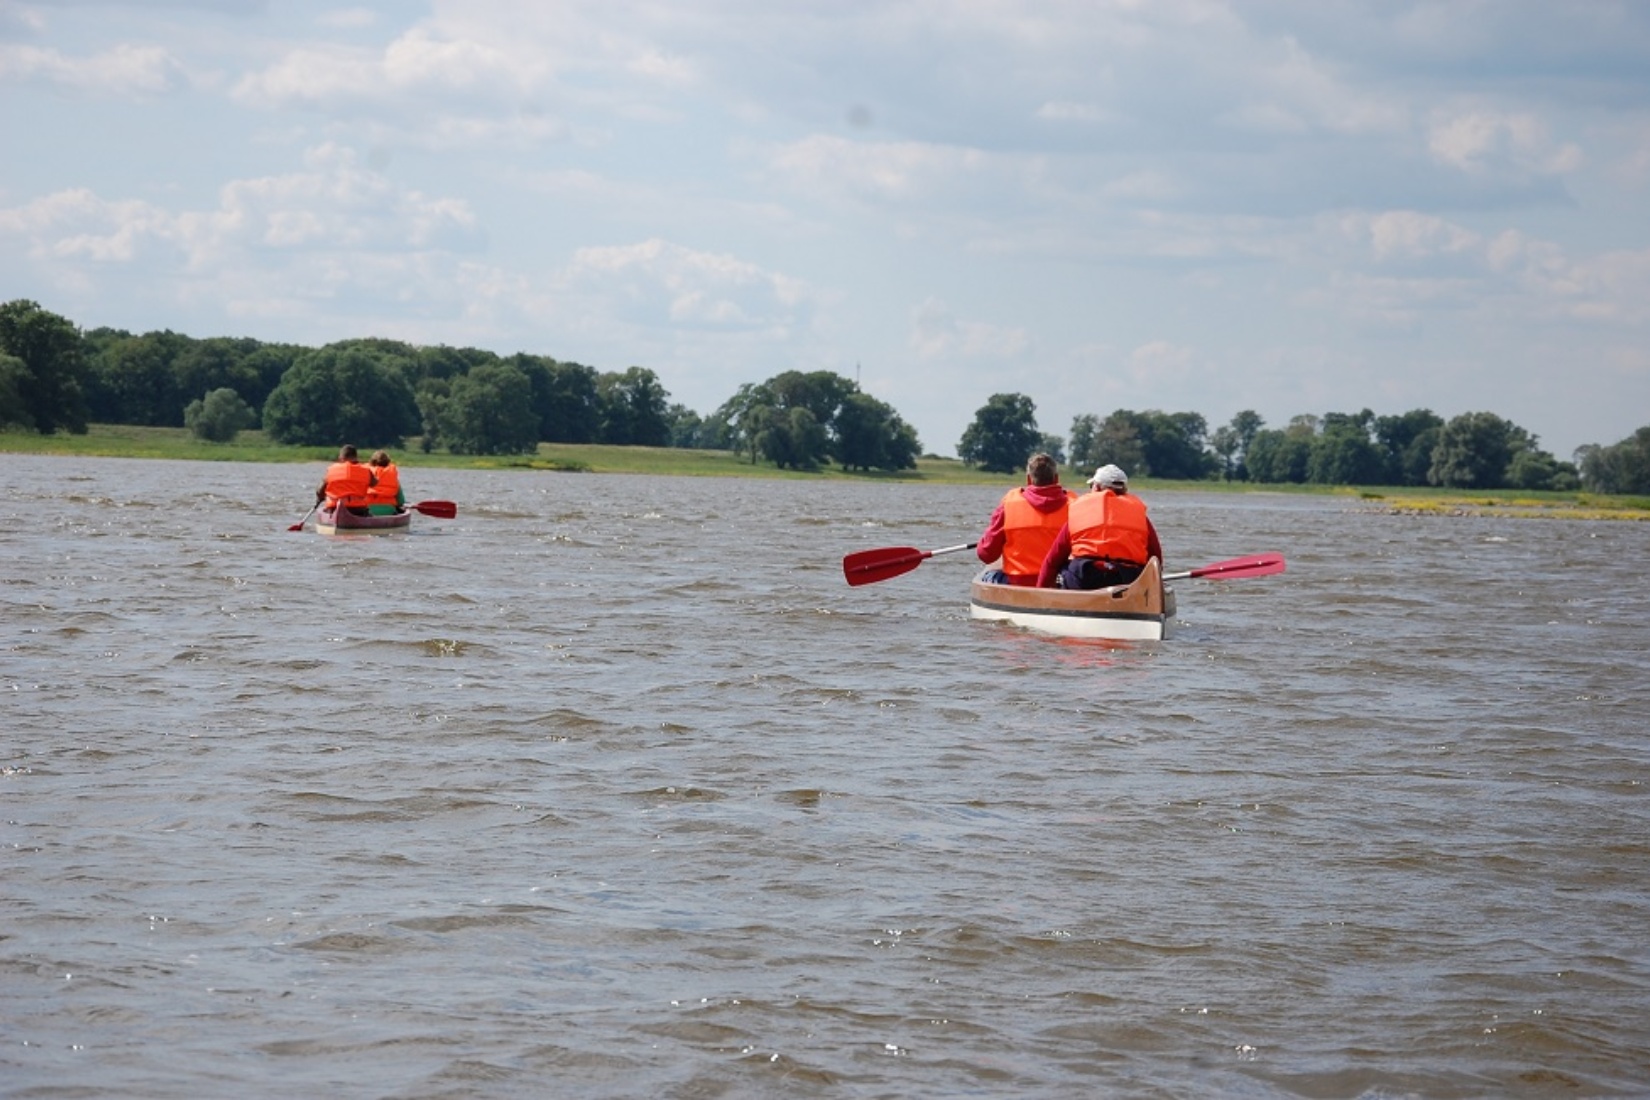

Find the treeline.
[
  {"left": 0, "top": 300, "right": 920, "bottom": 473},
  {"left": 5, "top": 299, "right": 1646, "bottom": 491},
  {"left": 959, "top": 394, "right": 1650, "bottom": 494}
]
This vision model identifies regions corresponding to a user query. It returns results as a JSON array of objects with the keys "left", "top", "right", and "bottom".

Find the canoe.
[
  {"left": 315, "top": 503, "right": 411, "bottom": 535},
  {"left": 969, "top": 557, "right": 1176, "bottom": 641}
]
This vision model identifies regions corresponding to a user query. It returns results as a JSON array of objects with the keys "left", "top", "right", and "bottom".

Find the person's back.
[
  {"left": 976, "top": 453, "right": 1074, "bottom": 586},
  {"left": 1038, "top": 464, "right": 1163, "bottom": 589},
  {"left": 318, "top": 445, "right": 375, "bottom": 511},
  {"left": 365, "top": 450, "right": 404, "bottom": 514},
  {"left": 1067, "top": 488, "right": 1150, "bottom": 564}
]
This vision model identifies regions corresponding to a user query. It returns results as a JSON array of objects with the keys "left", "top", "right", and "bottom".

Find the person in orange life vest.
[
  {"left": 365, "top": 450, "right": 405, "bottom": 515},
  {"left": 975, "top": 452, "right": 1076, "bottom": 586},
  {"left": 1037, "top": 463, "right": 1163, "bottom": 590},
  {"left": 315, "top": 444, "right": 377, "bottom": 513}
]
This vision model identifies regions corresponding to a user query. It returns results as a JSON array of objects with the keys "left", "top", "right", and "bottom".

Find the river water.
[{"left": 3, "top": 454, "right": 1648, "bottom": 1098}]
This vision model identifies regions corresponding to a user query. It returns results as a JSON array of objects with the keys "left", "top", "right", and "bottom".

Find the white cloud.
[
  {"left": 766, "top": 135, "right": 992, "bottom": 207},
  {"left": 1357, "top": 210, "right": 1481, "bottom": 262},
  {"left": 561, "top": 238, "right": 812, "bottom": 333},
  {"left": 0, "top": 144, "right": 480, "bottom": 285},
  {"left": 0, "top": 42, "right": 188, "bottom": 95},
  {"left": 233, "top": 28, "right": 545, "bottom": 111},
  {"left": 909, "top": 297, "right": 1028, "bottom": 360},
  {"left": 1427, "top": 107, "right": 1583, "bottom": 174}
]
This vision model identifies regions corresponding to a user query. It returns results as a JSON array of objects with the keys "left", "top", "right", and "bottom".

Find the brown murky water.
[{"left": 4, "top": 455, "right": 1648, "bottom": 1097}]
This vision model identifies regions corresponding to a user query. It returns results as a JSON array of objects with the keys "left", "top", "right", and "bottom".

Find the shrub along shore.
[{"left": 4, "top": 424, "right": 1647, "bottom": 519}]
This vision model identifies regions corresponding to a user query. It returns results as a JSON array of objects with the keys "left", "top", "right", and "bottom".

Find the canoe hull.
[
  {"left": 316, "top": 505, "right": 411, "bottom": 535},
  {"left": 969, "top": 557, "right": 1174, "bottom": 641}
]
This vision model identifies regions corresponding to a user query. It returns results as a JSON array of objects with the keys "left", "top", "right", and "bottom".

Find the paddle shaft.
[{"left": 1163, "top": 553, "right": 1286, "bottom": 582}]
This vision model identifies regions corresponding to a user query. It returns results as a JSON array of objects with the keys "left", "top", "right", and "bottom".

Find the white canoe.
[{"left": 969, "top": 557, "right": 1176, "bottom": 641}]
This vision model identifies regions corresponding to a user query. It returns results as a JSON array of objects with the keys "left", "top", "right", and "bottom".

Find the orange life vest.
[
  {"left": 366, "top": 463, "right": 400, "bottom": 506},
  {"left": 323, "top": 460, "right": 374, "bottom": 507},
  {"left": 1068, "top": 489, "right": 1150, "bottom": 565},
  {"left": 998, "top": 487, "right": 1074, "bottom": 578}
]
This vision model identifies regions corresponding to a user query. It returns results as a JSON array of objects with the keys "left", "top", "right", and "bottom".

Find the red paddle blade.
[
  {"left": 286, "top": 520, "right": 307, "bottom": 531},
  {"left": 843, "top": 546, "right": 925, "bottom": 587},
  {"left": 410, "top": 500, "right": 457, "bottom": 519},
  {"left": 1185, "top": 553, "right": 1286, "bottom": 581}
]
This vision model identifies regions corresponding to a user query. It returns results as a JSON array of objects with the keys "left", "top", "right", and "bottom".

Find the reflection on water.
[{"left": 3, "top": 455, "right": 1649, "bottom": 1097}]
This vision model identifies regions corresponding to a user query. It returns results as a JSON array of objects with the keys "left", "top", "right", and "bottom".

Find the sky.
[{"left": 2, "top": 0, "right": 1648, "bottom": 461}]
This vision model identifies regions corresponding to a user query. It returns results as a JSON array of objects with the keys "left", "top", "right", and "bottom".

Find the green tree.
[
  {"left": 1089, "top": 412, "right": 1148, "bottom": 475},
  {"left": 665, "top": 403, "right": 706, "bottom": 448},
  {"left": 84, "top": 329, "right": 193, "bottom": 426},
  {"left": 1576, "top": 427, "right": 1650, "bottom": 494},
  {"left": 0, "top": 353, "right": 30, "bottom": 428},
  {"left": 597, "top": 366, "right": 672, "bottom": 446},
  {"left": 434, "top": 363, "right": 539, "bottom": 454},
  {"left": 262, "top": 345, "right": 420, "bottom": 446},
  {"left": 711, "top": 370, "right": 875, "bottom": 470},
  {"left": 958, "top": 393, "right": 1041, "bottom": 473},
  {"left": 520, "top": 357, "right": 599, "bottom": 443},
  {"left": 1067, "top": 413, "right": 1101, "bottom": 471},
  {"left": 173, "top": 337, "right": 287, "bottom": 418},
  {"left": 833, "top": 391, "right": 920, "bottom": 471},
  {"left": 711, "top": 383, "right": 765, "bottom": 463},
  {"left": 1211, "top": 426, "right": 1240, "bottom": 480},
  {"left": 1244, "top": 428, "right": 1311, "bottom": 483},
  {"left": 1102, "top": 409, "right": 1214, "bottom": 480},
  {"left": 1307, "top": 424, "right": 1385, "bottom": 484},
  {"left": 1428, "top": 411, "right": 1525, "bottom": 488},
  {"left": 1505, "top": 448, "right": 1579, "bottom": 491},
  {"left": 1230, "top": 409, "right": 1264, "bottom": 457},
  {"left": 1373, "top": 409, "right": 1444, "bottom": 486},
  {"left": 414, "top": 344, "right": 499, "bottom": 386},
  {"left": 184, "top": 387, "right": 257, "bottom": 442},
  {"left": 759, "top": 406, "right": 828, "bottom": 470},
  {"left": 0, "top": 299, "right": 88, "bottom": 434},
  {"left": 1038, "top": 432, "right": 1066, "bottom": 465}
]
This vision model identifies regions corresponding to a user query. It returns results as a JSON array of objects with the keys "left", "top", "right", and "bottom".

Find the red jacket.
[{"left": 976, "top": 482, "right": 1075, "bottom": 585}]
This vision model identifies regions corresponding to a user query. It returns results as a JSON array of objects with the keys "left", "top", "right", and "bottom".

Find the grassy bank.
[
  {"left": 0, "top": 424, "right": 1003, "bottom": 483},
  {"left": 5, "top": 424, "right": 1648, "bottom": 517}
]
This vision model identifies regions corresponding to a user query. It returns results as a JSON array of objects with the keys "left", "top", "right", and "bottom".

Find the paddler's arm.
[{"left": 1037, "top": 524, "right": 1071, "bottom": 588}]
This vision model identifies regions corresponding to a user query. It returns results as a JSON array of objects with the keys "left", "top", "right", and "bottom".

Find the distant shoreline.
[{"left": 5, "top": 424, "right": 1647, "bottom": 518}]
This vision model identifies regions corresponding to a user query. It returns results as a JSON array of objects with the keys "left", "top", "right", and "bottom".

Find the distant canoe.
[
  {"left": 969, "top": 557, "right": 1175, "bottom": 641},
  {"left": 315, "top": 504, "right": 411, "bottom": 535}
]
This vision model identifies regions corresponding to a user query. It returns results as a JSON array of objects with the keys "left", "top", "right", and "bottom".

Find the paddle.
[
  {"left": 1163, "top": 552, "right": 1286, "bottom": 582},
  {"left": 842, "top": 541, "right": 977, "bottom": 587},
  {"left": 286, "top": 503, "right": 318, "bottom": 532},
  {"left": 407, "top": 499, "right": 457, "bottom": 519}
]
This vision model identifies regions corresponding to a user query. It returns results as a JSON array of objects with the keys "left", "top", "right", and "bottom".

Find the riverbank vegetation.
[
  {"left": 6, "top": 423, "right": 1648, "bottom": 518},
  {"left": 4, "top": 298, "right": 1648, "bottom": 498}
]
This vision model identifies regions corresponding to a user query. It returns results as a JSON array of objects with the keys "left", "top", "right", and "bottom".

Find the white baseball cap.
[{"left": 1088, "top": 464, "right": 1127, "bottom": 489}]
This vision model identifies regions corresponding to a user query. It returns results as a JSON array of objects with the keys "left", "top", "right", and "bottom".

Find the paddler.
[
  {"left": 975, "top": 452, "right": 1076, "bottom": 586},
  {"left": 364, "top": 449, "right": 405, "bottom": 515},
  {"left": 1037, "top": 463, "right": 1163, "bottom": 589},
  {"left": 315, "top": 444, "right": 377, "bottom": 514}
]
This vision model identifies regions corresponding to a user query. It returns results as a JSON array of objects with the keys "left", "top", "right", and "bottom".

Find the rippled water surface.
[{"left": 4, "top": 455, "right": 1649, "bottom": 1098}]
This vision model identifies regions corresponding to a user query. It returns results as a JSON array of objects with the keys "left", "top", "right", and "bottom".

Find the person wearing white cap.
[
  {"left": 974, "top": 452, "right": 1076, "bottom": 586},
  {"left": 1036, "top": 463, "right": 1163, "bottom": 589}
]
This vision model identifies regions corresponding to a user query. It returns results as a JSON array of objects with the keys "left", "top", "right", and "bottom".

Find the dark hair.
[
  {"left": 369, "top": 450, "right": 391, "bottom": 466},
  {"left": 1026, "top": 452, "right": 1058, "bottom": 486},
  {"left": 339, "top": 445, "right": 358, "bottom": 460}
]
